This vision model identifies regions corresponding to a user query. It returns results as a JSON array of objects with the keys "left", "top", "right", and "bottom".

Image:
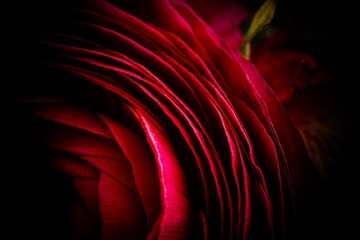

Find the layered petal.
[{"left": 9, "top": 0, "right": 323, "bottom": 239}]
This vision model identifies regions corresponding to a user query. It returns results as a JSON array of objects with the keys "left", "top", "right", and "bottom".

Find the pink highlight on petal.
[
  {"left": 99, "top": 115, "right": 161, "bottom": 229},
  {"left": 131, "top": 107, "right": 191, "bottom": 240},
  {"left": 13, "top": 1, "right": 326, "bottom": 239},
  {"left": 196, "top": 212, "right": 209, "bottom": 240}
]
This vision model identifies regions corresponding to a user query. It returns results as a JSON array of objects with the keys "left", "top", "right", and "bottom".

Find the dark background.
[
  {"left": 241, "top": 1, "right": 359, "bottom": 239},
  {"left": 3, "top": 0, "right": 359, "bottom": 239}
]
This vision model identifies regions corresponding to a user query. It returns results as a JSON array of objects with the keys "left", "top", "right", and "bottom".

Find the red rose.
[{"left": 7, "top": 0, "right": 323, "bottom": 239}]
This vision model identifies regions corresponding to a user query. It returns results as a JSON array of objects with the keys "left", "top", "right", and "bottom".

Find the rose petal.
[
  {"left": 130, "top": 106, "right": 192, "bottom": 240},
  {"left": 98, "top": 173, "right": 147, "bottom": 239},
  {"left": 99, "top": 115, "right": 161, "bottom": 229}
]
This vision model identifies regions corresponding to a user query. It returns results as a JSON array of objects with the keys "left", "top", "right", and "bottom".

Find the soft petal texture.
[{"left": 8, "top": 0, "right": 323, "bottom": 239}]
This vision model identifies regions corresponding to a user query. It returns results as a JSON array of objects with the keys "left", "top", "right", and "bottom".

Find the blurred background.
[{"left": 241, "top": 0, "right": 359, "bottom": 239}]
